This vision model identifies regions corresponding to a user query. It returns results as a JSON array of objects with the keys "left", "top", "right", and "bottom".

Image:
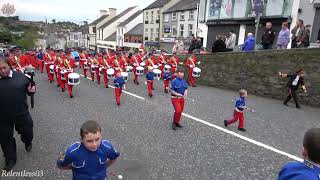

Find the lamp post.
[{"left": 195, "top": 1, "right": 200, "bottom": 37}]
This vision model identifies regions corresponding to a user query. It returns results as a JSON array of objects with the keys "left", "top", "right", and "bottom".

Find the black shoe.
[
  {"left": 175, "top": 123, "right": 183, "bottom": 128},
  {"left": 57, "top": 84, "right": 60, "bottom": 87},
  {"left": 62, "top": 89, "right": 65, "bottom": 92},
  {"left": 137, "top": 82, "right": 139, "bottom": 85},
  {"left": 117, "top": 103, "right": 120, "bottom": 106},
  {"left": 152, "top": 88, "right": 155, "bottom": 90},
  {"left": 50, "top": 80, "right": 53, "bottom": 83},
  {"left": 149, "top": 94, "right": 153, "bottom": 98},
  {"left": 238, "top": 128, "right": 246, "bottom": 132},
  {"left": 283, "top": 102, "right": 288, "bottom": 106},
  {"left": 192, "top": 85, "right": 197, "bottom": 87},
  {"left": 224, "top": 120, "right": 228, "bottom": 127},
  {"left": 4, "top": 160, "right": 16, "bottom": 171},
  {"left": 25, "top": 143, "right": 32, "bottom": 152},
  {"left": 296, "top": 105, "right": 301, "bottom": 109},
  {"left": 172, "top": 123, "right": 177, "bottom": 130},
  {"left": 106, "top": 85, "right": 109, "bottom": 88},
  {"left": 70, "top": 95, "right": 74, "bottom": 98}
]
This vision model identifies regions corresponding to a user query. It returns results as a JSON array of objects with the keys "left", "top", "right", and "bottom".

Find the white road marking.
[{"left": 79, "top": 73, "right": 303, "bottom": 162}]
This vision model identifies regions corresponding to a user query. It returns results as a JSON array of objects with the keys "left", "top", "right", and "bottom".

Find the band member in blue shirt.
[
  {"left": 224, "top": 89, "right": 248, "bottom": 131},
  {"left": 170, "top": 67, "right": 188, "bottom": 130},
  {"left": 146, "top": 66, "right": 155, "bottom": 97},
  {"left": 37, "top": 49, "right": 44, "bottom": 73},
  {"left": 113, "top": 72, "right": 126, "bottom": 106},
  {"left": 279, "top": 128, "right": 320, "bottom": 180},
  {"left": 57, "top": 121, "right": 120, "bottom": 180}
]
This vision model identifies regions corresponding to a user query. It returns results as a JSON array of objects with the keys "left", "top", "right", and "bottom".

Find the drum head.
[
  {"left": 49, "top": 65, "right": 54, "bottom": 69},
  {"left": 137, "top": 66, "right": 144, "bottom": 71},
  {"left": 153, "top": 69, "right": 161, "bottom": 75},
  {"left": 121, "top": 72, "right": 128, "bottom": 77},
  {"left": 193, "top": 67, "right": 201, "bottom": 73},
  {"left": 68, "top": 73, "right": 80, "bottom": 79},
  {"left": 107, "top": 68, "right": 115, "bottom": 75},
  {"left": 164, "top": 65, "right": 171, "bottom": 69}
]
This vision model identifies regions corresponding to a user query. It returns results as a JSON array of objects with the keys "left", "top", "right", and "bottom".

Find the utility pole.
[{"left": 195, "top": 1, "right": 200, "bottom": 37}]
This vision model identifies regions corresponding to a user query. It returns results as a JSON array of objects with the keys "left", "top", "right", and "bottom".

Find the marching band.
[{"left": 7, "top": 48, "right": 202, "bottom": 104}]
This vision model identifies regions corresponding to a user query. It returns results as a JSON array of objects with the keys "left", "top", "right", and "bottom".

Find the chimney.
[
  {"left": 100, "top": 10, "right": 109, "bottom": 17},
  {"left": 108, "top": 8, "right": 117, "bottom": 18}
]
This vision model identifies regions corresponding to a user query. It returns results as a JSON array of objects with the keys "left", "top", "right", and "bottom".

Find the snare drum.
[
  {"left": 192, "top": 67, "right": 201, "bottom": 77},
  {"left": 121, "top": 72, "right": 128, "bottom": 82},
  {"left": 140, "top": 62, "right": 146, "bottom": 67},
  {"left": 107, "top": 68, "right": 115, "bottom": 79},
  {"left": 49, "top": 65, "right": 55, "bottom": 74},
  {"left": 153, "top": 69, "right": 162, "bottom": 79},
  {"left": 91, "top": 65, "right": 97, "bottom": 73},
  {"left": 126, "top": 66, "right": 133, "bottom": 73},
  {"left": 61, "top": 70, "right": 67, "bottom": 80},
  {"left": 136, "top": 66, "right": 144, "bottom": 76},
  {"left": 164, "top": 65, "right": 171, "bottom": 72},
  {"left": 68, "top": 73, "right": 80, "bottom": 85},
  {"left": 99, "top": 67, "right": 104, "bottom": 76},
  {"left": 84, "top": 62, "right": 89, "bottom": 70}
]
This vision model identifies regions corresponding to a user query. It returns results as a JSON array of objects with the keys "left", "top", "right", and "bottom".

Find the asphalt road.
[{"left": 1, "top": 68, "right": 319, "bottom": 180}]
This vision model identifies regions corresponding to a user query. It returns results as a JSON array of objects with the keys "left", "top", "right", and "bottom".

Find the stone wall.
[{"left": 176, "top": 48, "right": 320, "bottom": 107}]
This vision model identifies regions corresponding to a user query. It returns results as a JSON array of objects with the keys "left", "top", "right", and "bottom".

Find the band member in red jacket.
[
  {"left": 100, "top": 54, "right": 112, "bottom": 88},
  {"left": 185, "top": 54, "right": 198, "bottom": 87},
  {"left": 60, "top": 54, "right": 75, "bottom": 98},
  {"left": 132, "top": 52, "right": 141, "bottom": 85},
  {"left": 168, "top": 53, "right": 179, "bottom": 80}
]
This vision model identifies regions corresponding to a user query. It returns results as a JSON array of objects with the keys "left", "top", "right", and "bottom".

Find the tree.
[
  {"left": 1, "top": 3, "right": 16, "bottom": 17},
  {"left": 15, "top": 31, "right": 37, "bottom": 50},
  {"left": 52, "top": 19, "right": 56, "bottom": 24}
]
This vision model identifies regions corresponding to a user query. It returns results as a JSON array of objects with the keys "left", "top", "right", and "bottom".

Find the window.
[
  {"left": 179, "top": 24, "right": 184, "bottom": 37},
  {"left": 157, "top": 10, "right": 160, "bottom": 20},
  {"left": 92, "top": 27, "right": 96, "bottom": 33},
  {"left": 265, "top": 0, "right": 284, "bottom": 16},
  {"left": 150, "top": 28, "right": 154, "bottom": 40},
  {"left": 172, "top": 25, "right": 177, "bottom": 37},
  {"left": 189, "top": 10, "right": 195, "bottom": 20},
  {"left": 156, "top": 28, "right": 159, "bottom": 38},
  {"left": 145, "top": 12, "right": 149, "bottom": 22},
  {"left": 151, "top": 11, "right": 154, "bottom": 23},
  {"left": 145, "top": 28, "right": 148, "bottom": 38},
  {"left": 180, "top": 11, "right": 185, "bottom": 21},
  {"left": 188, "top": 24, "right": 193, "bottom": 37},
  {"left": 164, "top": 14, "right": 169, "bottom": 22},
  {"left": 172, "top": 12, "right": 177, "bottom": 21},
  {"left": 74, "top": 34, "right": 78, "bottom": 40}
]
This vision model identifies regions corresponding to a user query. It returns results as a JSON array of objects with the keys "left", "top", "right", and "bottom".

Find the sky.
[{"left": 1, "top": 0, "right": 155, "bottom": 24}]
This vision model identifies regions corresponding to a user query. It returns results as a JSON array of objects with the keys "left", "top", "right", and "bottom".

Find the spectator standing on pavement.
[
  {"left": 276, "top": 22, "right": 290, "bottom": 49},
  {"left": 291, "top": 19, "right": 306, "bottom": 48},
  {"left": 0, "top": 58, "right": 35, "bottom": 171},
  {"left": 57, "top": 120, "right": 120, "bottom": 180},
  {"left": 212, "top": 35, "right": 227, "bottom": 52},
  {"left": 278, "top": 128, "right": 320, "bottom": 180},
  {"left": 242, "top": 33, "right": 255, "bottom": 52},
  {"left": 261, "top": 22, "right": 276, "bottom": 50},
  {"left": 226, "top": 30, "right": 237, "bottom": 51},
  {"left": 188, "top": 36, "right": 197, "bottom": 54}
]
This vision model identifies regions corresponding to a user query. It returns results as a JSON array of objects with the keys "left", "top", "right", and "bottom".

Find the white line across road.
[{"left": 79, "top": 74, "right": 303, "bottom": 162}]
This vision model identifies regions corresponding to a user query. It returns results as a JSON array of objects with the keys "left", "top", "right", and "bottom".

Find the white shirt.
[{"left": 292, "top": 75, "right": 300, "bottom": 86}]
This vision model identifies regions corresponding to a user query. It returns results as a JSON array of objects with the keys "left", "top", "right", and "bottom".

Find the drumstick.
[{"left": 231, "top": 100, "right": 255, "bottom": 112}]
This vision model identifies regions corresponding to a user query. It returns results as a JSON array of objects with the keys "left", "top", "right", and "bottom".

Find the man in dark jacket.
[
  {"left": 0, "top": 58, "right": 35, "bottom": 170},
  {"left": 278, "top": 69, "right": 307, "bottom": 109},
  {"left": 261, "top": 22, "right": 276, "bottom": 49},
  {"left": 212, "top": 35, "right": 227, "bottom": 52}
]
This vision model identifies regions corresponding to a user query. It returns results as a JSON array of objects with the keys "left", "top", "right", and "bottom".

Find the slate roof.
[
  {"left": 144, "top": 0, "right": 171, "bottom": 10},
  {"left": 163, "top": 0, "right": 197, "bottom": 13},
  {"left": 89, "top": 15, "right": 109, "bottom": 26},
  {"left": 125, "top": 23, "right": 143, "bottom": 35},
  {"left": 98, "top": 6, "right": 136, "bottom": 30},
  {"left": 117, "top": 10, "right": 142, "bottom": 27}
]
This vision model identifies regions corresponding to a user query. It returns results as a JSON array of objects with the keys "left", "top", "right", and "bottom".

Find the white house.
[
  {"left": 66, "top": 32, "right": 88, "bottom": 48},
  {"left": 116, "top": 10, "right": 143, "bottom": 49},
  {"left": 88, "top": 8, "right": 117, "bottom": 50},
  {"left": 96, "top": 6, "right": 140, "bottom": 51}
]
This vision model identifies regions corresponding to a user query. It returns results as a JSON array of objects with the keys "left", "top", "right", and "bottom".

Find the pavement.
[{"left": 1, "top": 68, "right": 319, "bottom": 180}]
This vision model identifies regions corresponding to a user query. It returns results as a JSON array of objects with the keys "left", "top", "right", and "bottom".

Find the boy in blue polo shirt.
[
  {"left": 278, "top": 128, "right": 320, "bottom": 180},
  {"left": 57, "top": 120, "right": 120, "bottom": 180}
]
